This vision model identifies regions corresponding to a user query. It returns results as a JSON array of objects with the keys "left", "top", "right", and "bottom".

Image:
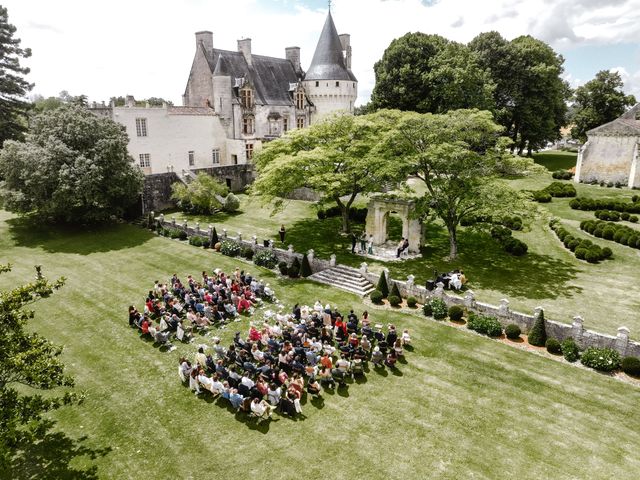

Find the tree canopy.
[
  {"left": 171, "top": 173, "right": 229, "bottom": 215},
  {"left": 570, "top": 70, "right": 637, "bottom": 142},
  {"left": 382, "top": 109, "right": 531, "bottom": 259},
  {"left": 469, "top": 32, "right": 571, "bottom": 155},
  {"left": 252, "top": 112, "right": 405, "bottom": 232},
  {"left": 0, "top": 104, "right": 144, "bottom": 223},
  {"left": 0, "top": 264, "right": 80, "bottom": 469},
  {"left": 371, "top": 33, "right": 494, "bottom": 114},
  {"left": 0, "top": 6, "right": 33, "bottom": 146}
]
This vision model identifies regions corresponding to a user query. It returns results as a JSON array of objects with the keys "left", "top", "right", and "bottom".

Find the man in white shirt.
[{"left": 250, "top": 398, "right": 272, "bottom": 418}]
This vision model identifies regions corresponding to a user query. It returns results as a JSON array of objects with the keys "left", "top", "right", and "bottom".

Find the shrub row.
[
  {"left": 580, "top": 179, "right": 628, "bottom": 188},
  {"left": 580, "top": 219, "right": 640, "bottom": 250},
  {"left": 317, "top": 206, "right": 368, "bottom": 223},
  {"left": 551, "top": 170, "right": 574, "bottom": 180},
  {"left": 594, "top": 210, "right": 638, "bottom": 223},
  {"left": 460, "top": 215, "right": 523, "bottom": 231},
  {"left": 549, "top": 220, "right": 612, "bottom": 263},
  {"left": 253, "top": 250, "right": 278, "bottom": 269},
  {"left": 422, "top": 298, "right": 448, "bottom": 319},
  {"left": 533, "top": 182, "right": 577, "bottom": 203},
  {"left": 570, "top": 197, "right": 640, "bottom": 213},
  {"left": 490, "top": 225, "right": 528, "bottom": 256},
  {"left": 220, "top": 240, "right": 241, "bottom": 257},
  {"left": 188, "top": 235, "right": 210, "bottom": 248}
]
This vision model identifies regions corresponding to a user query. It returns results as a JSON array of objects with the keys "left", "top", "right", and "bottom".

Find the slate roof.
[
  {"left": 305, "top": 11, "right": 356, "bottom": 81},
  {"left": 588, "top": 103, "right": 640, "bottom": 136},
  {"left": 207, "top": 48, "right": 302, "bottom": 106}
]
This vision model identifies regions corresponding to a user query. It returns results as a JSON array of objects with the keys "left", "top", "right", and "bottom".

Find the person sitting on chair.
[
  {"left": 371, "top": 346, "right": 384, "bottom": 367},
  {"left": 250, "top": 398, "right": 272, "bottom": 418},
  {"left": 307, "top": 376, "right": 321, "bottom": 396}
]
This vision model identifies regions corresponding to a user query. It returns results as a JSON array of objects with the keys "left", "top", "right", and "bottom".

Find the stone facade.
[{"left": 575, "top": 103, "right": 640, "bottom": 187}]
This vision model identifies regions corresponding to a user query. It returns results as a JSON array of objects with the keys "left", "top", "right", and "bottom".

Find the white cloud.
[
  {"left": 611, "top": 66, "right": 640, "bottom": 99},
  {"left": 4, "top": 0, "right": 640, "bottom": 105}
]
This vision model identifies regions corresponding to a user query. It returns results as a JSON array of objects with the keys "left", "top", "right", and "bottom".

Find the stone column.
[
  {"left": 572, "top": 315, "right": 584, "bottom": 345},
  {"left": 434, "top": 282, "right": 445, "bottom": 298},
  {"left": 222, "top": 228, "right": 227, "bottom": 239},
  {"left": 406, "top": 274, "right": 415, "bottom": 288},
  {"left": 237, "top": 232, "right": 242, "bottom": 242},
  {"left": 498, "top": 299, "right": 510, "bottom": 316},
  {"left": 330, "top": 254, "right": 336, "bottom": 267},
  {"left": 182, "top": 220, "right": 188, "bottom": 231},
  {"left": 195, "top": 222, "right": 200, "bottom": 235},
  {"left": 307, "top": 249, "right": 315, "bottom": 263},
  {"left": 171, "top": 216, "right": 176, "bottom": 227},
  {"left": 252, "top": 235, "right": 258, "bottom": 245},
  {"left": 287, "top": 245, "right": 294, "bottom": 254},
  {"left": 463, "top": 290, "right": 475, "bottom": 308},
  {"left": 268, "top": 240, "right": 274, "bottom": 249},
  {"left": 616, "top": 326, "right": 630, "bottom": 356},
  {"left": 360, "top": 262, "right": 368, "bottom": 274}
]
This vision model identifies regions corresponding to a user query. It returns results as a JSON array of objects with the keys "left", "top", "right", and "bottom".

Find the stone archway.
[{"left": 364, "top": 197, "right": 422, "bottom": 253}]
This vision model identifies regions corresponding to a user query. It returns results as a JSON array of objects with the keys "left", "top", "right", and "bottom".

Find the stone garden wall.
[{"left": 153, "top": 215, "right": 640, "bottom": 359}]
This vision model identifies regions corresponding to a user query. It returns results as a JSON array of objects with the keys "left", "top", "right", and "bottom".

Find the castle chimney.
[
  {"left": 125, "top": 95, "right": 135, "bottom": 107},
  {"left": 339, "top": 34, "right": 352, "bottom": 69},
  {"left": 238, "top": 38, "right": 252, "bottom": 66},
  {"left": 195, "top": 31, "right": 213, "bottom": 55},
  {"left": 285, "top": 46, "right": 301, "bottom": 75}
]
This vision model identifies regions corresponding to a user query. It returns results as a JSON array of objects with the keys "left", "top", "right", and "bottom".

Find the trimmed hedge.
[
  {"left": 561, "top": 338, "right": 579, "bottom": 362},
  {"left": 430, "top": 298, "right": 448, "bottom": 320},
  {"left": 422, "top": 302, "right": 433, "bottom": 317},
  {"left": 241, "top": 246, "right": 254, "bottom": 260},
  {"left": 317, "top": 205, "right": 368, "bottom": 222},
  {"left": 621, "top": 356, "right": 640, "bottom": 377},
  {"left": 545, "top": 338, "right": 562, "bottom": 354},
  {"left": 406, "top": 296, "right": 417, "bottom": 308},
  {"left": 448, "top": 305, "right": 464, "bottom": 322},
  {"left": 580, "top": 347, "right": 621, "bottom": 372},
  {"left": 300, "top": 254, "right": 312, "bottom": 277},
  {"left": 278, "top": 261, "right": 288, "bottom": 275},
  {"left": 288, "top": 257, "right": 301, "bottom": 278},
  {"left": 570, "top": 196, "right": 640, "bottom": 214},
  {"left": 550, "top": 220, "right": 611, "bottom": 263},
  {"left": 552, "top": 170, "right": 573, "bottom": 180},
  {"left": 467, "top": 313, "right": 502, "bottom": 337},
  {"left": 580, "top": 219, "right": 640, "bottom": 251},
  {"left": 390, "top": 282, "right": 401, "bottom": 300},
  {"left": 377, "top": 271, "right": 389, "bottom": 298},
  {"left": 370, "top": 290, "right": 383, "bottom": 304},
  {"left": 388, "top": 295, "right": 401, "bottom": 307},
  {"left": 528, "top": 310, "right": 547, "bottom": 346},
  {"left": 505, "top": 324, "right": 521, "bottom": 340},
  {"left": 490, "top": 225, "right": 529, "bottom": 256}
]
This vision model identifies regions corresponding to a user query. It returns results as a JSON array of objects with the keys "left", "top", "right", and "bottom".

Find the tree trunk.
[
  {"left": 340, "top": 206, "right": 351, "bottom": 233},
  {"left": 447, "top": 224, "right": 458, "bottom": 260}
]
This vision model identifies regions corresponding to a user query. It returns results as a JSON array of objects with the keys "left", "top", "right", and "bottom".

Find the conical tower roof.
[{"left": 305, "top": 11, "right": 355, "bottom": 81}]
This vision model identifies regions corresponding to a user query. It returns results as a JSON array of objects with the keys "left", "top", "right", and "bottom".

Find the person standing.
[
  {"left": 350, "top": 232, "right": 357, "bottom": 254},
  {"left": 367, "top": 235, "right": 374, "bottom": 255},
  {"left": 396, "top": 238, "right": 405, "bottom": 258},
  {"left": 359, "top": 232, "right": 367, "bottom": 253},
  {"left": 279, "top": 224, "right": 286, "bottom": 243}
]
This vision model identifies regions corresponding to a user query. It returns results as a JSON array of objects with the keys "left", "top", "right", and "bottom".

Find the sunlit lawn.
[{"left": 2, "top": 210, "right": 640, "bottom": 479}]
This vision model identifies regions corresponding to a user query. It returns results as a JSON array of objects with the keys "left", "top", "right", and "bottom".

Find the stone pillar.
[
  {"left": 307, "top": 249, "right": 315, "bottom": 263},
  {"left": 616, "top": 326, "right": 630, "bottom": 356},
  {"left": 463, "top": 290, "right": 475, "bottom": 308},
  {"left": 208, "top": 225, "right": 213, "bottom": 244},
  {"left": 572, "top": 315, "right": 584, "bottom": 344},
  {"left": 498, "top": 299, "right": 510, "bottom": 316},
  {"left": 252, "top": 235, "right": 258, "bottom": 245},
  {"left": 268, "top": 240, "right": 274, "bottom": 249},
  {"left": 171, "top": 217, "right": 176, "bottom": 227},
  {"left": 360, "top": 262, "right": 368, "bottom": 274},
  {"left": 434, "top": 282, "right": 445, "bottom": 298},
  {"left": 237, "top": 232, "right": 242, "bottom": 242},
  {"left": 195, "top": 223, "right": 200, "bottom": 235},
  {"left": 406, "top": 274, "right": 415, "bottom": 288},
  {"left": 182, "top": 220, "right": 188, "bottom": 231},
  {"left": 222, "top": 228, "right": 227, "bottom": 239},
  {"left": 534, "top": 306, "right": 543, "bottom": 319},
  {"left": 287, "top": 245, "right": 294, "bottom": 254},
  {"left": 330, "top": 254, "right": 336, "bottom": 267}
]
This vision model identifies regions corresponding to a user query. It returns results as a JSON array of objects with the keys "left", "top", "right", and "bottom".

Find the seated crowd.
[
  {"left": 178, "top": 302, "right": 412, "bottom": 419},
  {"left": 128, "top": 268, "right": 274, "bottom": 346}
]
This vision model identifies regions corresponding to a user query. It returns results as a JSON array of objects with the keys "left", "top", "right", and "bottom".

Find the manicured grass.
[
  {"left": 2, "top": 210, "right": 640, "bottom": 479},
  {"left": 532, "top": 150, "right": 578, "bottom": 171}
]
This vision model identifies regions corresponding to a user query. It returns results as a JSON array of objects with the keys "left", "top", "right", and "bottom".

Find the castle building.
[
  {"left": 575, "top": 103, "right": 640, "bottom": 187},
  {"left": 92, "top": 10, "right": 356, "bottom": 178}
]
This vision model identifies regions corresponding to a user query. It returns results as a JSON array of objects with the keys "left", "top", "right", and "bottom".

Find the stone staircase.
[{"left": 308, "top": 265, "right": 375, "bottom": 297}]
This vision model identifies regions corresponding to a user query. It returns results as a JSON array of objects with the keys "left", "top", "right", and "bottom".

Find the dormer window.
[
  {"left": 240, "top": 88, "right": 254, "bottom": 109},
  {"left": 295, "top": 91, "right": 305, "bottom": 110}
]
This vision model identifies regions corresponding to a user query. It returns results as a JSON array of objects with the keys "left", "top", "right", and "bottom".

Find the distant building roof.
[
  {"left": 588, "top": 103, "right": 640, "bottom": 136},
  {"left": 168, "top": 106, "right": 215, "bottom": 116},
  {"left": 305, "top": 11, "right": 356, "bottom": 81},
  {"left": 205, "top": 48, "right": 301, "bottom": 106}
]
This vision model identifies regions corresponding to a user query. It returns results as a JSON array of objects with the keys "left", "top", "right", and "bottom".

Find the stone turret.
[{"left": 302, "top": 11, "right": 357, "bottom": 122}]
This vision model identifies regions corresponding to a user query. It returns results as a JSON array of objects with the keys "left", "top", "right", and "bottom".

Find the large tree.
[
  {"left": 469, "top": 32, "right": 571, "bottom": 155},
  {"left": 0, "top": 264, "right": 79, "bottom": 469},
  {"left": 171, "top": 172, "right": 229, "bottom": 215},
  {"left": 0, "top": 6, "right": 33, "bottom": 146},
  {"left": 252, "top": 112, "right": 405, "bottom": 233},
  {"left": 371, "top": 33, "right": 494, "bottom": 114},
  {"left": 570, "top": 70, "right": 637, "bottom": 142},
  {"left": 0, "top": 104, "right": 144, "bottom": 223},
  {"left": 383, "top": 109, "right": 529, "bottom": 259}
]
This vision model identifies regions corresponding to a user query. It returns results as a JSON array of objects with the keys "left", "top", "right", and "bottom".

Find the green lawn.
[
  {"left": 532, "top": 150, "right": 579, "bottom": 171},
  {"left": 2, "top": 210, "right": 640, "bottom": 479}
]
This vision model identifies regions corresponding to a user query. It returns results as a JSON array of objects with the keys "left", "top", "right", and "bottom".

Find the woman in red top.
[
  {"left": 141, "top": 317, "right": 151, "bottom": 335},
  {"left": 248, "top": 324, "right": 261, "bottom": 341},
  {"left": 334, "top": 316, "right": 347, "bottom": 337},
  {"left": 237, "top": 295, "right": 252, "bottom": 314}
]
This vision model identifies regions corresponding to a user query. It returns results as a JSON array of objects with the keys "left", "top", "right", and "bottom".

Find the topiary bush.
[
  {"left": 430, "top": 298, "right": 448, "bottom": 320},
  {"left": 220, "top": 240, "right": 241, "bottom": 257},
  {"left": 580, "top": 347, "right": 621, "bottom": 372},
  {"left": 370, "top": 290, "right": 383, "bottom": 304},
  {"left": 621, "top": 357, "right": 640, "bottom": 377},
  {"left": 406, "top": 296, "right": 417, "bottom": 308},
  {"left": 254, "top": 250, "right": 278, "bottom": 269},
  {"left": 505, "top": 324, "right": 521, "bottom": 340},
  {"left": 527, "top": 310, "right": 547, "bottom": 346},
  {"left": 422, "top": 302, "right": 433, "bottom": 317},
  {"left": 300, "top": 254, "right": 312, "bottom": 277},
  {"left": 390, "top": 282, "right": 401, "bottom": 300},
  {"left": 376, "top": 271, "right": 389, "bottom": 298},
  {"left": 533, "top": 191, "right": 552, "bottom": 203},
  {"left": 448, "top": 305, "right": 464, "bottom": 322},
  {"left": 278, "top": 261, "right": 288, "bottom": 275},
  {"left": 241, "top": 246, "right": 254, "bottom": 260},
  {"left": 545, "top": 338, "right": 562, "bottom": 354},
  {"left": 178, "top": 229, "right": 188, "bottom": 240},
  {"left": 211, "top": 227, "right": 219, "bottom": 245},
  {"left": 388, "top": 295, "right": 401, "bottom": 307},
  {"left": 561, "top": 338, "right": 579, "bottom": 362},
  {"left": 288, "top": 257, "right": 301, "bottom": 278},
  {"left": 223, "top": 193, "right": 240, "bottom": 212}
]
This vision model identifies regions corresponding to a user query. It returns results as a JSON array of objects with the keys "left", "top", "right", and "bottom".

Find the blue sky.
[{"left": 5, "top": 0, "right": 640, "bottom": 105}]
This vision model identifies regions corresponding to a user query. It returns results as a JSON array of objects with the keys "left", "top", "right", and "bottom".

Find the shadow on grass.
[
  {"left": 6, "top": 217, "right": 153, "bottom": 255},
  {"left": 8, "top": 419, "right": 111, "bottom": 480}
]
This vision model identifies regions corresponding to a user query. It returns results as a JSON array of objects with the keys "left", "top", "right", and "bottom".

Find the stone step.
[{"left": 308, "top": 267, "right": 375, "bottom": 297}]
